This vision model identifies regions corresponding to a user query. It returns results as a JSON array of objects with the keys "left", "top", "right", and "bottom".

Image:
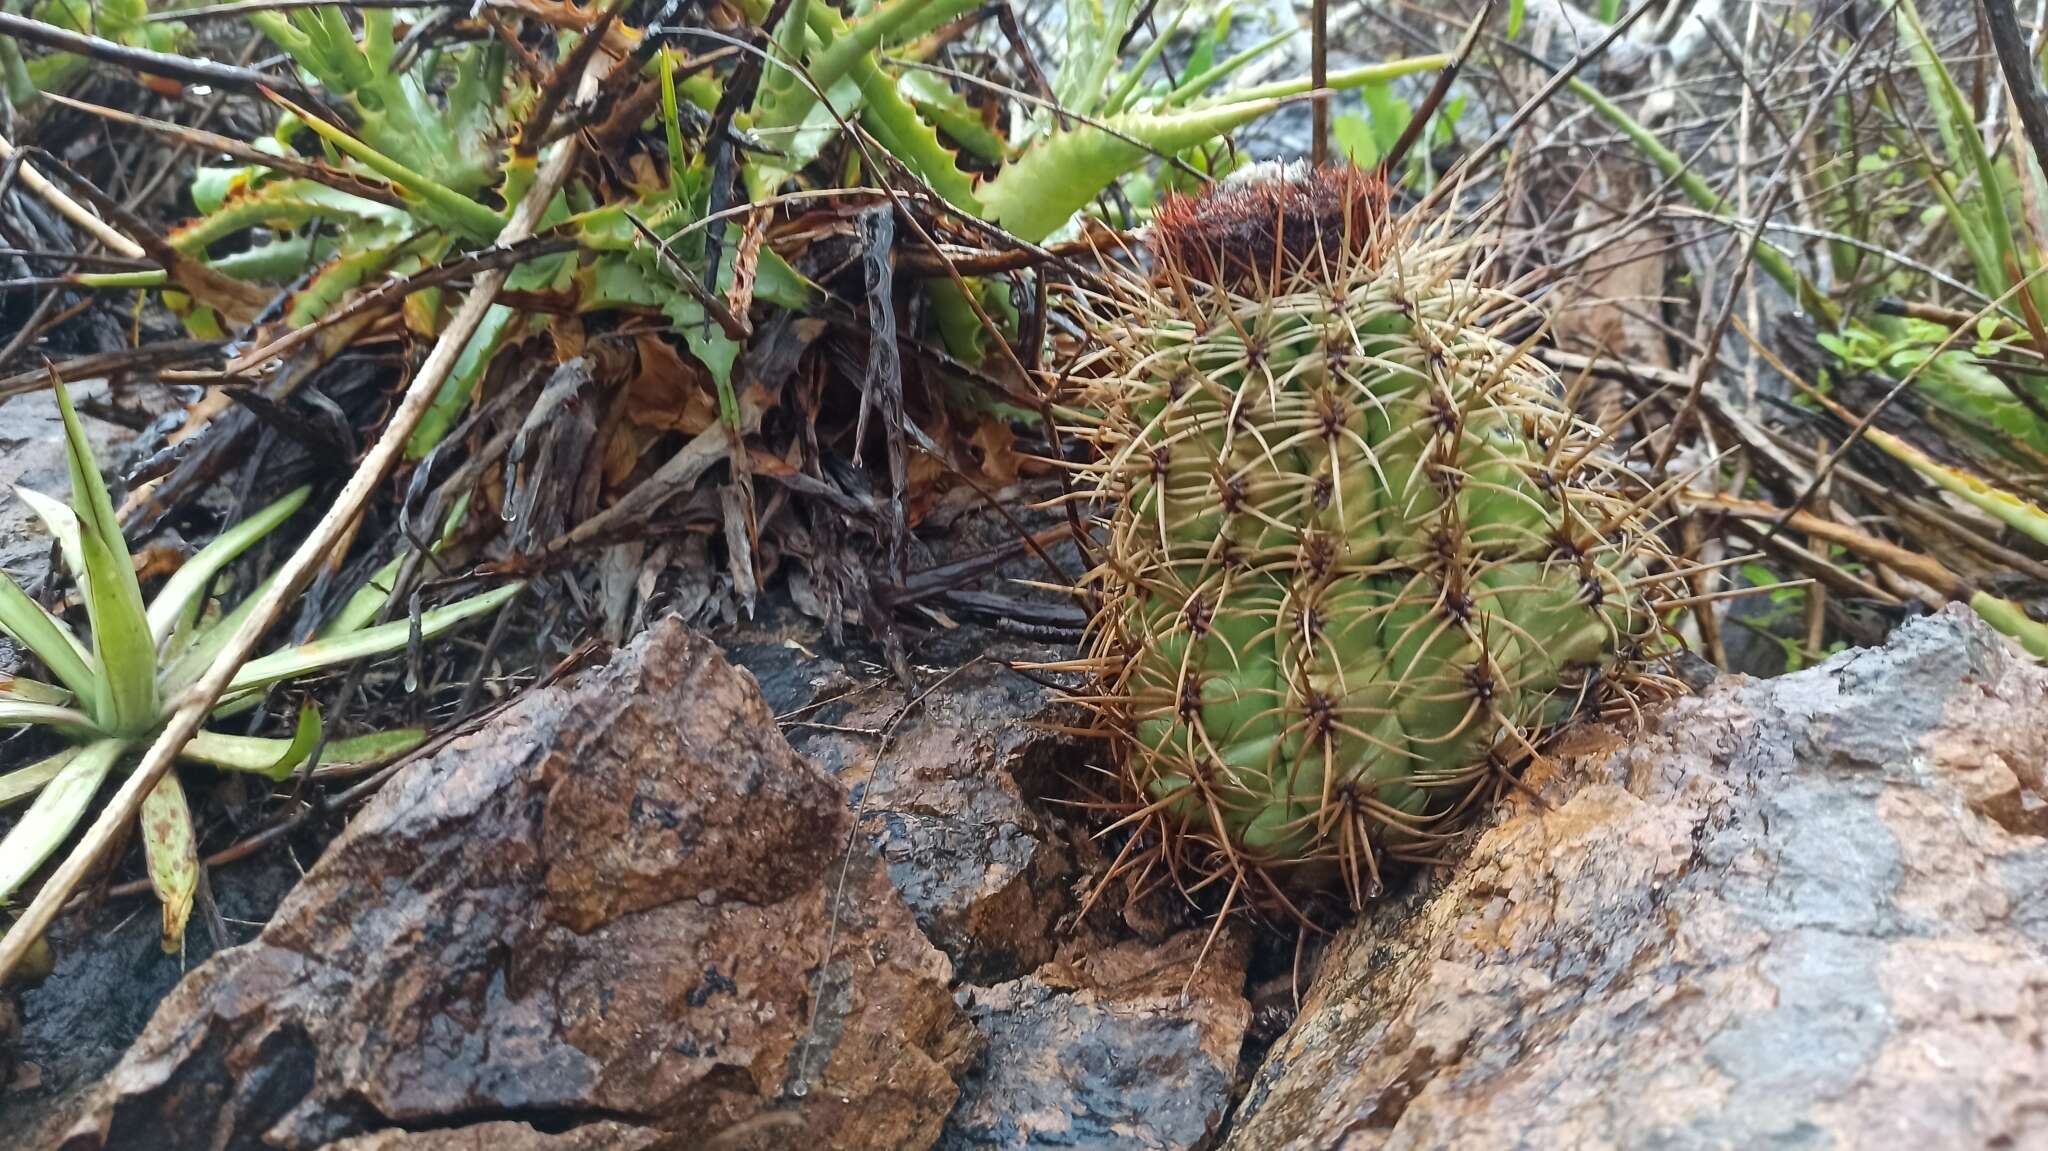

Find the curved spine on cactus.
[{"left": 1061, "top": 167, "right": 1683, "bottom": 914}]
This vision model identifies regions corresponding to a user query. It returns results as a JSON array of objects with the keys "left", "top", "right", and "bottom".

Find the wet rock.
[
  {"left": 942, "top": 929, "right": 1252, "bottom": 1151},
  {"left": 325, "top": 1123, "right": 662, "bottom": 1151},
  {"left": 781, "top": 657, "right": 1081, "bottom": 982},
  {"left": 54, "top": 617, "right": 977, "bottom": 1151},
  {"left": 724, "top": 604, "right": 1084, "bottom": 984},
  {"left": 1226, "top": 606, "right": 2048, "bottom": 1149}
]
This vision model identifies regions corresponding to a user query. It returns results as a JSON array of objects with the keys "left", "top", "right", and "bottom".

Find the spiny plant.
[
  {"left": 0, "top": 382, "right": 520, "bottom": 952},
  {"left": 1055, "top": 166, "right": 1685, "bottom": 915}
]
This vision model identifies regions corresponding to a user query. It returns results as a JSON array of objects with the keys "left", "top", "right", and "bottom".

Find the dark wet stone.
[
  {"left": 324, "top": 1122, "right": 663, "bottom": 1150},
  {"left": 50, "top": 617, "right": 977, "bottom": 1151},
  {"left": 779, "top": 657, "right": 1082, "bottom": 983},
  {"left": 942, "top": 930, "right": 1252, "bottom": 1151},
  {"left": 1225, "top": 606, "right": 2048, "bottom": 1149}
]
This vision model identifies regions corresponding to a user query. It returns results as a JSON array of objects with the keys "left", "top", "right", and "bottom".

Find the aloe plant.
[{"left": 0, "top": 382, "right": 520, "bottom": 951}]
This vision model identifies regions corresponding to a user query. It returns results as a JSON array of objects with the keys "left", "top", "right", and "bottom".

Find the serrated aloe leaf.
[
  {"left": 170, "top": 179, "right": 406, "bottom": 256},
  {"left": 0, "top": 737, "right": 124, "bottom": 904},
  {"left": 804, "top": 0, "right": 946, "bottom": 100},
  {"left": 226, "top": 582, "right": 523, "bottom": 695},
  {"left": 0, "top": 698, "right": 95, "bottom": 733},
  {"left": 900, "top": 71, "right": 1005, "bottom": 164},
  {"left": 747, "top": 74, "right": 867, "bottom": 200},
  {"left": 146, "top": 486, "right": 311, "bottom": 647},
  {"left": 1049, "top": 0, "right": 1139, "bottom": 121},
  {"left": 0, "top": 746, "right": 78, "bottom": 808},
  {"left": 1864, "top": 426, "right": 2048, "bottom": 546},
  {"left": 161, "top": 570, "right": 281, "bottom": 698},
  {"left": 1970, "top": 593, "right": 2048, "bottom": 660},
  {"left": 406, "top": 301, "right": 520, "bottom": 460},
  {"left": 849, "top": 50, "right": 980, "bottom": 212},
  {"left": 0, "top": 571, "right": 96, "bottom": 707},
  {"left": 758, "top": 248, "right": 819, "bottom": 310},
  {"left": 273, "top": 92, "right": 505, "bottom": 242},
  {"left": 980, "top": 99, "right": 1285, "bottom": 244},
  {"left": 54, "top": 382, "right": 157, "bottom": 736},
  {"left": 140, "top": 771, "right": 198, "bottom": 954},
  {"left": 13, "top": 486, "right": 87, "bottom": 599}
]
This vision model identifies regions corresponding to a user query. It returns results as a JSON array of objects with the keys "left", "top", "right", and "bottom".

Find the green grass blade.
[
  {"left": 1892, "top": 0, "right": 2037, "bottom": 311},
  {"left": 226, "top": 582, "right": 523, "bottom": 694},
  {"left": 1566, "top": 76, "right": 1838, "bottom": 327},
  {"left": 0, "top": 737, "right": 124, "bottom": 903},
  {"left": 0, "top": 746, "right": 79, "bottom": 809},
  {"left": 145, "top": 486, "right": 310, "bottom": 647},
  {"left": 1164, "top": 27, "right": 1297, "bottom": 107},
  {"left": 0, "top": 571, "right": 96, "bottom": 707},
  {"left": 1103, "top": 6, "right": 1188, "bottom": 116},
  {"left": 53, "top": 381, "right": 157, "bottom": 736},
  {"left": 139, "top": 770, "right": 198, "bottom": 953}
]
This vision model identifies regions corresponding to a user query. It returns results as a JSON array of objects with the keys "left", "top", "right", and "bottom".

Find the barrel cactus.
[{"left": 1064, "top": 166, "right": 1681, "bottom": 913}]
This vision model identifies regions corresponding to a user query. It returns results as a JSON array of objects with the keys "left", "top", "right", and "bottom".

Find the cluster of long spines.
[{"left": 1053, "top": 169, "right": 1678, "bottom": 918}]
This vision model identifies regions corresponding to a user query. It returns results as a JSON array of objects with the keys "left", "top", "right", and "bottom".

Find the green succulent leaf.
[
  {"left": 0, "top": 737, "right": 124, "bottom": 904},
  {"left": 146, "top": 486, "right": 312, "bottom": 647},
  {"left": 53, "top": 383, "right": 157, "bottom": 737},
  {"left": 0, "top": 746, "right": 78, "bottom": 809},
  {"left": 0, "top": 675, "right": 72, "bottom": 707},
  {"left": 181, "top": 714, "right": 422, "bottom": 780},
  {"left": 0, "top": 698, "right": 96, "bottom": 733},
  {"left": 160, "top": 572, "right": 279, "bottom": 699},
  {"left": 12, "top": 486, "right": 87, "bottom": 598},
  {"left": 226, "top": 582, "right": 524, "bottom": 695},
  {"left": 0, "top": 569, "right": 96, "bottom": 709}
]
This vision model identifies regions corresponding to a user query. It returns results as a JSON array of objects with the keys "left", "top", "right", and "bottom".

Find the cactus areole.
[{"left": 1067, "top": 167, "right": 1680, "bottom": 913}]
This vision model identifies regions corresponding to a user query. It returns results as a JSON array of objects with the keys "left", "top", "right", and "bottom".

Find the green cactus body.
[{"left": 1071, "top": 168, "right": 1674, "bottom": 908}]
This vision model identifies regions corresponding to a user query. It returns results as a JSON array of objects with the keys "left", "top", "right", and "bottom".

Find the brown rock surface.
[
  {"left": 52, "top": 617, "right": 976, "bottom": 1151},
  {"left": 1225, "top": 606, "right": 2048, "bottom": 1150}
]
